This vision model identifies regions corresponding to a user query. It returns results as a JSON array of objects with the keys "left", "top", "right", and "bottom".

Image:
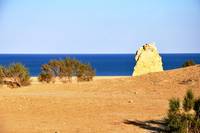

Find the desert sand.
[{"left": 0, "top": 65, "right": 199, "bottom": 133}]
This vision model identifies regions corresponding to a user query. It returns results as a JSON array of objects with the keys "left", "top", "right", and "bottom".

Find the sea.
[{"left": 0, "top": 54, "right": 199, "bottom": 76}]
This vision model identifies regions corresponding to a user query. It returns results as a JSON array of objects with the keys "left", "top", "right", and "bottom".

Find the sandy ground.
[{"left": 0, "top": 65, "right": 199, "bottom": 133}]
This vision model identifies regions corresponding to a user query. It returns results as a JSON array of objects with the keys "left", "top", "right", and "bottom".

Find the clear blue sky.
[{"left": 0, "top": 0, "right": 200, "bottom": 53}]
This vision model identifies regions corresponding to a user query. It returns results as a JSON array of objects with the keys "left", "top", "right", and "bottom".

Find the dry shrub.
[
  {"left": 0, "top": 63, "right": 30, "bottom": 88},
  {"left": 182, "top": 60, "right": 196, "bottom": 67},
  {"left": 38, "top": 58, "right": 95, "bottom": 83}
]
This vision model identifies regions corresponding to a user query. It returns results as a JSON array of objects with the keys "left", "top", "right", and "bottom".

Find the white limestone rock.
[{"left": 133, "top": 43, "right": 163, "bottom": 76}]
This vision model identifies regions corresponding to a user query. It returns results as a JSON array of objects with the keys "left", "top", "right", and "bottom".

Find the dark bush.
[
  {"left": 165, "top": 113, "right": 186, "bottom": 133},
  {"left": 182, "top": 60, "right": 196, "bottom": 67},
  {"left": 183, "top": 89, "right": 194, "bottom": 112},
  {"left": 169, "top": 98, "right": 180, "bottom": 113},
  {"left": 194, "top": 98, "right": 200, "bottom": 119},
  {"left": 165, "top": 90, "right": 200, "bottom": 133},
  {"left": 38, "top": 58, "right": 95, "bottom": 83},
  {"left": 190, "top": 118, "right": 200, "bottom": 133}
]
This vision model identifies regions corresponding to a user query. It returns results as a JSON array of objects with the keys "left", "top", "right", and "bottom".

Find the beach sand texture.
[{"left": 0, "top": 65, "right": 199, "bottom": 133}]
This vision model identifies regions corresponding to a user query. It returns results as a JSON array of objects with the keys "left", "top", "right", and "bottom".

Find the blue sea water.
[{"left": 0, "top": 54, "right": 199, "bottom": 76}]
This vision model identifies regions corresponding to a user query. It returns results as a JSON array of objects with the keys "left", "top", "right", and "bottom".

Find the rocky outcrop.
[{"left": 132, "top": 43, "right": 163, "bottom": 76}]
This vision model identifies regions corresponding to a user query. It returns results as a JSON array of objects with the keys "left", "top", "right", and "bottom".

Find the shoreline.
[
  {"left": 31, "top": 76, "right": 130, "bottom": 79},
  {"left": 30, "top": 76, "right": 131, "bottom": 83}
]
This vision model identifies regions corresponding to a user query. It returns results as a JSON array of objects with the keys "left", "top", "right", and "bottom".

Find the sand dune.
[{"left": 0, "top": 65, "right": 199, "bottom": 133}]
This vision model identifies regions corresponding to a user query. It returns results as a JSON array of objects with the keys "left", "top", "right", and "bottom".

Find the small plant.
[
  {"left": 182, "top": 60, "right": 196, "bottom": 67},
  {"left": 165, "top": 89, "right": 200, "bottom": 133},
  {"left": 169, "top": 98, "right": 180, "bottom": 113},
  {"left": 194, "top": 98, "right": 200, "bottom": 119},
  {"left": 183, "top": 89, "right": 194, "bottom": 112}
]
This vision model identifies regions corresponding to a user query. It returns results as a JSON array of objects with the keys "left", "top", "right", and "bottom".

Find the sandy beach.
[{"left": 0, "top": 65, "right": 199, "bottom": 133}]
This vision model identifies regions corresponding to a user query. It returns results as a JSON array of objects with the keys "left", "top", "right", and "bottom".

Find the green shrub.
[
  {"left": 165, "top": 90, "right": 200, "bottom": 133},
  {"left": 191, "top": 118, "right": 200, "bottom": 133},
  {"left": 194, "top": 98, "right": 200, "bottom": 119},
  {"left": 165, "top": 112, "right": 181, "bottom": 132},
  {"left": 166, "top": 113, "right": 189, "bottom": 133},
  {"left": 183, "top": 89, "right": 194, "bottom": 112},
  {"left": 182, "top": 60, "right": 196, "bottom": 67},
  {"left": 169, "top": 98, "right": 180, "bottom": 113}
]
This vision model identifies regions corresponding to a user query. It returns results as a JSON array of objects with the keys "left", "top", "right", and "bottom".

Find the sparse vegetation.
[
  {"left": 169, "top": 98, "right": 180, "bottom": 113},
  {"left": 77, "top": 63, "right": 95, "bottom": 81},
  {"left": 38, "top": 72, "right": 53, "bottom": 83},
  {"left": 183, "top": 89, "right": 194, "bottom": 112},
  {"left": 165, "top": 89, "right": 200, "bottom": 133},
  {"left": 0, "top": 63, "right": 30, "bottom": 88},
  {"left": 0, "top": 66, "right": 5, "bottom": 84},
  {"left": 194, "top": 99, "right": 200, "bottom": 119},
  {"left": 38, "top": 58, "right": 95, "bottom": 83},
  {"left": 182, "top": 60, "right": 196, "bottom": 67}
]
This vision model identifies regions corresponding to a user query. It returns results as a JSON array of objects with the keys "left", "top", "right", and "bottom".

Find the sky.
[{"left": 0, "top": 0, "right": 200, "bottom": 54}]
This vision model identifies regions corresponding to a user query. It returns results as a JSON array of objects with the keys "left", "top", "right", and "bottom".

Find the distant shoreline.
[
  {"left": 30, "top": 76, "right": 130, "bottom": 84},
  {"left": 31, "top": 76, "right": 130, "bottom": 80}
]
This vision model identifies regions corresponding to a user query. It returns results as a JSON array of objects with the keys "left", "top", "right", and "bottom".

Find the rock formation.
[{"left": 132, "top": 43, "right": 163, "bottom": 76}]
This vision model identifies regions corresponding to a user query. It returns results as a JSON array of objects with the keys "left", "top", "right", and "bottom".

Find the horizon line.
[{"left": 0, "top": 52, "right": 199, "bottom": 55}]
